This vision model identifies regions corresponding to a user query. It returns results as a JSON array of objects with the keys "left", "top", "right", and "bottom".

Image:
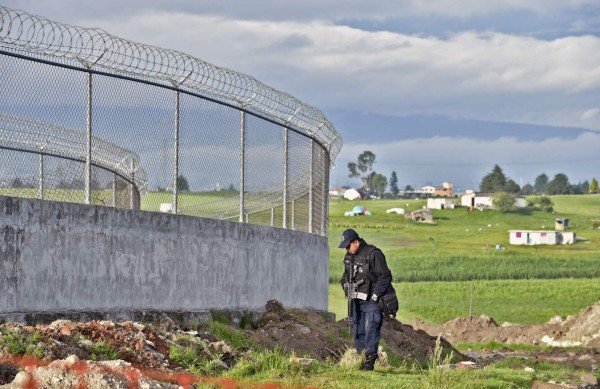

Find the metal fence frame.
[{"left": 0, "top": 5, "right": 341, "bottom": 236}]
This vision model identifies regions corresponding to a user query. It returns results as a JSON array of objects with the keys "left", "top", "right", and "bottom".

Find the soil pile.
[
  {"left": 413, "top": 300, "right": 600, "bottom": 348},
  {"left": 0, "top": 300, "right": 462, "bottom": 388}
]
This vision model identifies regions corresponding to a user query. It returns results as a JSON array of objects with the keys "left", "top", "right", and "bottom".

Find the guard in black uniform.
[{"left": 339, "top": 228, "right": 392, "bottom": 371}]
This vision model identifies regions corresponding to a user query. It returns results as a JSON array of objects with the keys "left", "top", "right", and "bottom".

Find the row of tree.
[
  {"left": 347, "top": 151, "right": 599, "bottom": 197},
  {"left": 480, "top": 165, "right": 599, "bottom": 195}
]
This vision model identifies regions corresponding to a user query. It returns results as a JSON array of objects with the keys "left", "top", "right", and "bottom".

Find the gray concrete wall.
[{"left": 0, "top": 196, "right": 329, "bottom": 318}]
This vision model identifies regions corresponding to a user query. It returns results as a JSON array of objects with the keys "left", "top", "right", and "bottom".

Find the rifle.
[{"left": 343, "top": 278, "right": 365, "bottom": 334}]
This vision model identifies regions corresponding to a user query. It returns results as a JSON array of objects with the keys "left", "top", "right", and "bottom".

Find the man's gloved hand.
[{"left": 371, "top": 294, "right": 378, "bottom": 302}]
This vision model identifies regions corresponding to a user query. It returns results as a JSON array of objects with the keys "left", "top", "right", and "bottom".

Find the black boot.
[{"left": 360, "top": 354, "right": 377, "bottom": 371}]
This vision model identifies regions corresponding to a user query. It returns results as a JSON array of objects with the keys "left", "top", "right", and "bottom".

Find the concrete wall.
[{"left": 0, "top": 196, "right": 329, "bottom": 320}]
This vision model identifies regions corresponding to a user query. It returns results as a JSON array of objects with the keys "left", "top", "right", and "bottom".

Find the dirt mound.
[
  {"left": 0, "top": 300, "right": 464, "bottom": 387},
  {"left": 413, "top": 300, "right": 600, "bottom": 348},
  {"left": 559, "top": 300, "right": 600, "bottom": 347},
  {"left": 250, "top": 300, "right": 464, "bottom": 364}
]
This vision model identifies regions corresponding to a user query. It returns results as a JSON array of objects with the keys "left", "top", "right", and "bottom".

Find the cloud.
[
  {"left": 581, "top": 108, "right": 600, "bottom": 121},
  {"left": 80, "top": 12, "right": 600, "bottom": 129},
  {"left": 5, "top": 0, "right": 596, "bottom": 23}
]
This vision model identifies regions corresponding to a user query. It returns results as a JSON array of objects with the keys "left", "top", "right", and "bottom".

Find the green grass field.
[{"left": 328, "top": 195, "right": 600, "bottom": 324}]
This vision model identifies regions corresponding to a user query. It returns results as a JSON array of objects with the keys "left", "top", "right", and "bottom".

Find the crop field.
[{"left": 328, "top": 195, "right": 600, "bottom": 324}]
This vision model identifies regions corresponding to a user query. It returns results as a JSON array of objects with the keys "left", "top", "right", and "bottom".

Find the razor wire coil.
[{"left": 0, "top": 5, "right": 342, "bottom": 161}]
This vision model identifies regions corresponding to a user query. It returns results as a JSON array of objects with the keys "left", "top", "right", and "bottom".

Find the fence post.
[
  {"left": 172, "top": 89, "right": 180, "bottom": 214},
  {"left": 85, "top": 70, "right": 92, "bottom": 204},
  {"left": 112, "top": 172, "right": 116, "bottom": 207},
  {"left": 130, "top": 158, "right": 135, "bottom": 210},
  {"left": 239, "top": 111, "right": 245, "bottom": 222},
  {"left": 38, "top": 150, "right": 44, "bottom": 200},
  {"left": 322, "top": 151, "right": 330, "bottom": 235},
  {"left": 283, "top": 127, "right": 288, "bottom": 228},
  {"left": 309, "top": 140, "right": 314, "bottom": 234},
  {"left": 291, "top": 200, "right": 295, "bottom": 230}
]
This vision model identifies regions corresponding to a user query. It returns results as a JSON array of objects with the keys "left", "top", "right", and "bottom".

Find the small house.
[
  {"left": 461, "top": 191, "right": 526, "bottom": 209},
  {"left": 555, "top": 219, "right": 570, "bottom": 231},
  {"left": 434, "top": 182, "right": 453, "bottom": 197},
  {"left": 509, "top": 230, "right": 576, "bottom": 245},
  {"left": 328, "top": 189, "right": 344, "bottom": 200},
  {"left": 427, "top": 197, "right": 454, "bottom": 210}
]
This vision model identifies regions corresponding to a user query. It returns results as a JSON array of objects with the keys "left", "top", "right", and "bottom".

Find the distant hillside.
[{"left": 326, "top": 110, "right": 593, "bottom": 142}]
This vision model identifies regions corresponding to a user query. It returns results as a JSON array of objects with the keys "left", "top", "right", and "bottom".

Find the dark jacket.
[{"left": 340, "top": 239, "right": 392, "bottom": 299}]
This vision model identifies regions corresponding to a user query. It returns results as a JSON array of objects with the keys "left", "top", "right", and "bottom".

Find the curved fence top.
[
  {"left": 0, "top": 114, "right": 149, "bottom": 194},
  {"left": 0, "top": 5, "right": 342, "bottom": 164}
]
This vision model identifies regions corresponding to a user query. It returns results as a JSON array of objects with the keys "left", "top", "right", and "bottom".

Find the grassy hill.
[{"left": 328, "top": 195, "right": 600, "bottom": 324}]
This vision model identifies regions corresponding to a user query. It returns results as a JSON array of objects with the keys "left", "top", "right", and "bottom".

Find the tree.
[
  {"left": 591, "top": 177, "right": 599, "bottom": 194},
  {"left": 534, "top": 173, "right": 548, "bottom": 194},
  {"left": 493, "top": 192, "right": 516, "bottom": 213},
  {"left": 520, "top": 183, "right": 534, "bottom": 195},
  {"left": 389, "top": 171, "right": 399, "bottom": 197},
  {"left": 371, "top": 173, "right": 388, "bottom": 197},
  {"left": 528, "top": 196, "right": 554, "bottom": 212},
  {"left": 348, "top": 151, "right": 376, "bottom": 192},
  {"left": 504, "top": 179, "right": 521, "bottom": 194},
  {"left": 480, "top": 165, "right": 507, "bottom": 192},
  {"left": 177, "top": 175, "right": 190, "bottom": 191},
  {"left": 578, "top": 180, "right": 589, "bottom": 194},
  {"left": 405, "top": 184, "right": 414, "bottom": 191},
  {"left": 545, "top": 173, "right": 571, "bottom": 195}
]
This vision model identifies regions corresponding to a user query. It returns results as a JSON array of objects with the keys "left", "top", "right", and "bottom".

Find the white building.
[
  {"left": 461, "top": 192, "right": 526, "bottom": 209},
  {"left": 421, "top": 186, "right": 436, "bottom": 195},
  {"left": 427, "top": 197, "right": 454, "bottom": 210},
  {"left": 509, "top": 230, "right": 576, "bottom": 245}
]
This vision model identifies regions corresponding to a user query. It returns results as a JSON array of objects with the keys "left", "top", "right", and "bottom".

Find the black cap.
[{"left": 338, "top": 228, "right": 360, "bottom": 248}]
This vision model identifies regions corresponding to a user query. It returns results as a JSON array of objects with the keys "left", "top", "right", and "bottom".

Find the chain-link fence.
[{"left": 0, "top": 5, "right": 341, "bottom": 236}]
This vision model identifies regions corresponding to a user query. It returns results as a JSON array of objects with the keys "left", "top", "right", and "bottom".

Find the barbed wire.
[
  {"left": 0, "top": 5, "right": 342, "bottom": 164},
  {"left": 0, "top": 113, "right": 148, "bottom": 195}
]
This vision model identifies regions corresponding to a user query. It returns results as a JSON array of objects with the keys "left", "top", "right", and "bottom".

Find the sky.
[{"left": 2, "top": 0, "right": 600, "bottom": 190}]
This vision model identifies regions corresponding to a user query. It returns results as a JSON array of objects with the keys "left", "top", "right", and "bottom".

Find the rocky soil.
[
  {"left": 0, "top": 300, "right": 461, "bottom": 388},
  {"left": 1, "top": 299, "right": 599, "bottom": 388}
]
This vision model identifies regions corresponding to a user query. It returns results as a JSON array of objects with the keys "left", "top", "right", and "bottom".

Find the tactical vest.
[{"left": 343, "top": 243, "right": 379, "bottom": 300}]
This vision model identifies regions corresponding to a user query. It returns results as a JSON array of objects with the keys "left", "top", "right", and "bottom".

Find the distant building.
[
  {"left": 461, "top": 191, "right": 526, "bottom": 209},
  {"left": 509, "top": 230, "right": 576, "bottom": 245},
  {"left": 417, "top": 182, "right": 453, "bottom": 198},
  {"left": 555, "top": 219, "right": 570, "bottom": 231},
  {"left": 421, "top": 186, "right": 436, "bottom": 196},
  {"left": 329, "top": 189, "right": 344, "bottom": 199},
  {"left": 434, "top": 182, "right": 453, "bottom": 197},
  {"left": 427, "top": 197, "right": 454, "bottom": 210}
]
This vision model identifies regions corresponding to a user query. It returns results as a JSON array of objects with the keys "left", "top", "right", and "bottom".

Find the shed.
[
  {"left": 462, "top": 192, "right": 526, "bottom": 209},
  {"left": 427, "top": 197, "right": 454, "bottom": 210},
  {"left": 509, "top": 230, "right": 559, "bottom": 245},
  {"left": 509, "top": 230, "right": 576, "bottom": 245},
  {"left": 555, "top": 219, "right": 570, "bottom": 231}
]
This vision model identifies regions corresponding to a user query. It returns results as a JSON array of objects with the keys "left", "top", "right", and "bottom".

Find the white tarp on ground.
[{"left": 386, "top": 208, "right": 405, "bottom": 214}]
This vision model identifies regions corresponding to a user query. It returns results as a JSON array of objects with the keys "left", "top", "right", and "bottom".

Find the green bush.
[
  {"left": 528, "top": 196, "right": 554, "bottom": 212},
  {"left": 493, "top": 192, "right": 516, "bottom": 213}
]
